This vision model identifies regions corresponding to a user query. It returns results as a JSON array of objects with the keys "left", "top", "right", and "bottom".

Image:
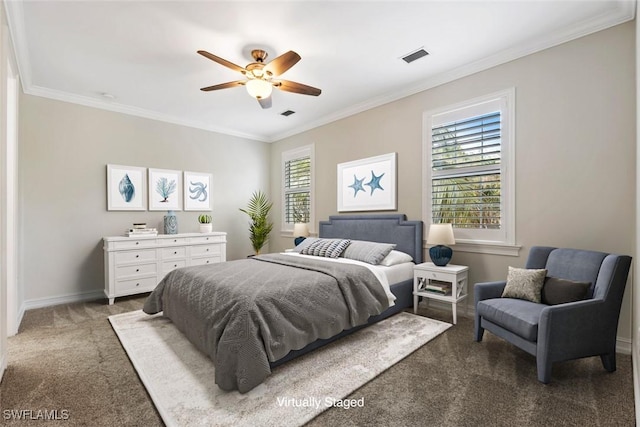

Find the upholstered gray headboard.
[{"left": 318, "top": 214, "right": 423, "bottom": 263}]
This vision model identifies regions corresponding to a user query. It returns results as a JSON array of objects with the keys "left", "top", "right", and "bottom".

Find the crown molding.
[{"left": 6, "top": 0, "right": 636, "bottom": 144}]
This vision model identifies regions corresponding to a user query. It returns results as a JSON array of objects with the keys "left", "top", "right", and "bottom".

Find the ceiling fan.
[{"left": 198, "top": 49, "right": 322, "bottom": 109}]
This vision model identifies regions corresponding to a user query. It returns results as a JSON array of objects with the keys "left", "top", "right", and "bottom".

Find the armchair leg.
[
  {"left": 537, "top": 358, "right": 552, "bottom": 384},
  {"left": 601, "top": 353, "right": 616, "bottom": 373},
  {"left": 474, "top": 318, "right": 484, "bottom": 342}
]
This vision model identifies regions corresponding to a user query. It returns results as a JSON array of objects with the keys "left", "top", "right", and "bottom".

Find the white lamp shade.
[
  {"left": 246, "top": 79, "right": 273, "bottom": 99},
  {"left": 427, "top": 223, "right": 455, "bottom": 245},
  {"left": 293, "top": 223, "right": 310, "bottom": 237}
]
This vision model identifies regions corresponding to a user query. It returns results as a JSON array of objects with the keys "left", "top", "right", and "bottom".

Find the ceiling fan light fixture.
[{"left": 245, "top": 79, "right": 273, "bottom": 99}]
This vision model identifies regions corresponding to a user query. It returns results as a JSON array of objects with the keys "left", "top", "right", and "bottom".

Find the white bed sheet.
[{"left": 281, "top": 252, "right": 415, "bottom": 307}]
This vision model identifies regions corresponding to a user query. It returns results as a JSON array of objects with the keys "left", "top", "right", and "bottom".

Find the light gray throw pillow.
[
  {"left": 341, "top": 240, "right": 396, "bottom": 265},
  {"left": 501, "top": 266, "right": 547, "bottom": 303}
]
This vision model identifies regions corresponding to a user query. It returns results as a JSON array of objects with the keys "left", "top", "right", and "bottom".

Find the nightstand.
[{"left": 413, "top": 262, "right": 469, "bottom": 324}]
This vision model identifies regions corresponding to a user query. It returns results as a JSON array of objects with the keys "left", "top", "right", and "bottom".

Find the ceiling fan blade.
[
  {"left": 264, "top": 51, "right": 301, "bottom": 76},
  {"left": 200, "top": 81, "right": 245, "bottom": 91},
  {"left": 257, "top": 96, "right": 272, "bottom": 109},
  {"left": 197, "top": 50, "right": 245, "bottom": 73},
  {"left": 274, "top": 80, "right": 321, "bottom": 96}
]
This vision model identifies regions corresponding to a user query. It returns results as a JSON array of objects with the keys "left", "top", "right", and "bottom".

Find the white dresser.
[{"left": 103, "top": 232, "right": 227, "bottom": 304}]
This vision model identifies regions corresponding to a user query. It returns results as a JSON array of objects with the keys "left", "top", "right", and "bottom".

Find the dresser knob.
[
  {"left": 206, "top": 248, "right": 209, "bottom": 252},
  {"left": 174, "top": 239, "right": 177, "bottom": 243},
  {"left": 206, "top": 260, "right": 210, "bottom": 264},
  {"left": 136, "top": 268, "right": 139, "bottom": 272},
  {"left": 174, "top": 251, "right": 177, "bottom": 255},
  {"left": 136, "top": 283, "right": 140, "bottom": 287},
  {"left": 136, "top": 242, "right": 139, "bottom": 245},
  {"left": 136, "top": 255, "right": 139, "bottom": 258}
]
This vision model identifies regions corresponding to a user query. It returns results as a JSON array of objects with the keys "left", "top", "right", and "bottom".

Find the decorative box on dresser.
[{"left": 103, "top": 232, "right": 227, "bottom": 304}]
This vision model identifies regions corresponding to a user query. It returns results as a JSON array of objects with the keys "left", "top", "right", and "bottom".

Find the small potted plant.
[{"left": 198, "top": 214, "right": 212, "bottom": 233}]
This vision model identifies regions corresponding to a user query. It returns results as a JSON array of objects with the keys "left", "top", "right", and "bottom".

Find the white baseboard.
[
  {"left": 21, "top": 290, "right": 105, "bottom": 312},
  {"left": 424, "top": 299, "right": 632, "bottom": 354}
]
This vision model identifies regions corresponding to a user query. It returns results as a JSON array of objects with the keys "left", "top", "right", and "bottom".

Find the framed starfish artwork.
[
  {"left": 337, "top": 152, "right": 397, "bottom": 212},
  {"left": 183, "top": 171, "right": 212, "bottom": 211}
]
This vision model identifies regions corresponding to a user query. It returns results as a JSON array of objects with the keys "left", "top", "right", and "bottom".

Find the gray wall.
[
  {"left": 270, "top": 23, "right": 636, "bottom": 341},
  {"left": 19, "top": 94, "right": 269, "bottom": 302}
]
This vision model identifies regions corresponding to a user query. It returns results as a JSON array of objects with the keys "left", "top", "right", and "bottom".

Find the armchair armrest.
[
  {"left": 474, "top": 280, "right": 507, "bottom": 304},
  {"left": 538, "top": 298, "right": 608, "bottom": 361}
]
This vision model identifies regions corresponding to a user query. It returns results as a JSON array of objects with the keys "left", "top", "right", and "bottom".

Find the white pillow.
[{"left": 379, "top": 250, "right": 414, "bottom": 267}]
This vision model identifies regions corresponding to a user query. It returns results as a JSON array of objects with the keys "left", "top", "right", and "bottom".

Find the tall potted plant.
[{"left": 239, "top": 190, "right": 274, "bottom": 255}]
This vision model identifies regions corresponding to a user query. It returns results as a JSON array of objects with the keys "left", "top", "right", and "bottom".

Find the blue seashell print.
[{"left": 118, "top": 174, "right": 135, "bottom": 203}]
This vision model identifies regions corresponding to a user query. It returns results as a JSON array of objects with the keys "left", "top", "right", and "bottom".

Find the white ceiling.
[{"left": 5, "top": 0, "right": 636, "bottom": 142}]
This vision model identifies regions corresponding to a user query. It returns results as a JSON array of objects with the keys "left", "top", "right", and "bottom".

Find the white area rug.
[{"left": 109, "top": 310, "right": 451, "bottom": 427}]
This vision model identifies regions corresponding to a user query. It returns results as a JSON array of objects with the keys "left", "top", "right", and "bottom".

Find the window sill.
[{"left": 426, "top": 240, "right": 521, "bottom": 257}]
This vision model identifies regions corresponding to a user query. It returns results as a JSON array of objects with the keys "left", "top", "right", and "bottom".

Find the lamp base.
[{"left": 429, "top": 245, "right": 452, "bottom": 266}]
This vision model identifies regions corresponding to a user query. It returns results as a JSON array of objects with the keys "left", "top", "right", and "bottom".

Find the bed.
[{"left": 143, "top": 214, "right": 423, "bottom": 393}]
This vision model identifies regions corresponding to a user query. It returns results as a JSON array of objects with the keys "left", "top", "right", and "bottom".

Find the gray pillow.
[
  {"left": 300, "top": 239, "right": 351, "bottom": 258},
  {"left": 341, "top": 240, "right": 396, "bottom": 265},
  {"left": 501, "top": 266, "right": 547, "bottom": 303},
  {"left": 541, "top": 276, "right": 591, "bottom": 305}
]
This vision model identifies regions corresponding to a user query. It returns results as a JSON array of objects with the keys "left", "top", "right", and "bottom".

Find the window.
[
  {"left": 282, "top": 145, "right": 314, "bottom": 232},
  {"left": 423, "top": 89, "right": 516, "bottom": 253}
]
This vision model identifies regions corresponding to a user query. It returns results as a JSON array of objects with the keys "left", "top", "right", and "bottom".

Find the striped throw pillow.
[{"left": 301, "top": 239, "right": 351, "bottom": 258}]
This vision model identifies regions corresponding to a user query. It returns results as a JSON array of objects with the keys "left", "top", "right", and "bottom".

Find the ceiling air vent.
[
  {"left": 281, "top": 110, "right": 295, "bottom": 117},
  {"left": 401, "top": 48, "right": 429, "bottom": 64}
]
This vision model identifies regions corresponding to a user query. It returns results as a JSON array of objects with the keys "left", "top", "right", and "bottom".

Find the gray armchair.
[{"left": 474, "top": 246, "right": 632, "bottom": 383}]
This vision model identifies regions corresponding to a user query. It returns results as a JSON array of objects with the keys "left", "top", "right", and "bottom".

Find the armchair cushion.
[
  {"left": 477, "top": 298, "right": 546, "bottom": 341},
  {"left": 541, "top": 277, "right": 590, "bottom": 305},
  {"left": 501, "top": 267, "right": 547, "bottom": 303}
]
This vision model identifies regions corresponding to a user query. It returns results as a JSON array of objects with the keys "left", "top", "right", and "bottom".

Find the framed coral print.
[
  {"left": 183, "top": 171, "right": 212, "bottom": 211},
  {"left": 148, "top": 168, "right": 182, "bottom": 211},
  {"left": 337, "top": 152, "right": 397, "bottom": 212},
  {"left": 107, "top": 164, "right": 146, "bottom": 211}
]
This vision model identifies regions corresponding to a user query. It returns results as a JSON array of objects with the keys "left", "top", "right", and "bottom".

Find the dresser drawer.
[
  {"left": 191, "top": 235, "right": 225, "bottom": 244},
  {"left": 113, "top": 239, "right": 156, "bottom": 250},
  {"left": 162, "top": 259, "right": 187, "bottom": 274},
  {"left": 115, "top": 262, "right": 157, "bottom": 279},
  {"left": 190, "top": 256, "right": 222, "bottom": 266},
  {"left": 115, "top": 276, "right": 158, "bottom": 294},
  {"left": 114, "top": 249, "right": 157, "bottom": 264},
  {"left": 115, "top": 249, "right": 156, "bottom": 265},
  {"left": 161, "top": 246, "right": 187, "bottom": 259},
  {"left": 190, "top": 244, "right": 221, "bottom": 257},
  {"left": 162, "top": 237, "right": 189, "bottom": 246}
]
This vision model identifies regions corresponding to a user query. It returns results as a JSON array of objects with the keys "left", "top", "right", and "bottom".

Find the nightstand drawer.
[
  {"left": 115, "top": 249, "right": 157, "bottom": 264},
  {"left": 420, "top": 270, "right": 455, "bottom": 283},
  {"left": 115, "top": 262, "right": 157, "bottom": 279},
  {"left": 162, "top": 259, "right": 186, "bottom": 274},
  {"left": 190, "top": 256, "right": 221, "bottom": 266},
  {"left": 191, "top": 244, "right": 221, "bottom": 257},
  {"left": 115, "top": 276, "right": 158, "bottom": 294},
  {"left": 161, "top": 246, "right": 187, "bottom": 259}
]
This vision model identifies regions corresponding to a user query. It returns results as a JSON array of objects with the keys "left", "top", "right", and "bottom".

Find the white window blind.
[
  {"left": 431, "top": 111, "right": 502, "bottom": 229},
  {"left": 282, "top": 145, "right": 314, "bottom": 231}
]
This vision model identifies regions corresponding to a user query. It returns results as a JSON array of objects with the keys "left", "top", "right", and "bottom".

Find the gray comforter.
[{"left": 142, "top": 253, "right": 389, "bottom": 393}]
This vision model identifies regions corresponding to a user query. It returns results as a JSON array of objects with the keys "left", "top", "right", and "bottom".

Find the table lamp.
[
  {"left": 427, "top": 223, "right": 455, "bottom": 266},
  {"left": 293, "top": 223, "right": 310, "bottom": 246}
]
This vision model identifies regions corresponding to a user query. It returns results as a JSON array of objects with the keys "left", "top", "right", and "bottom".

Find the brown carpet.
[{"left": 1, "top": 295, "right": 635, "bottom": 426}]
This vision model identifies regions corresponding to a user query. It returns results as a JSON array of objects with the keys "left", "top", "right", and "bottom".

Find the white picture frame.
[
  {"left": 148, "top": 168, "right": 182, "bottom": 211},
  {"left": 337, "top": 152, "right": 397, "bottom": 212},
  {"left": 107, "top": 164, "right": 147, "bottom": 211},
  {"left": 183, "top": 171, "right": 212, "bottom": 211}
]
